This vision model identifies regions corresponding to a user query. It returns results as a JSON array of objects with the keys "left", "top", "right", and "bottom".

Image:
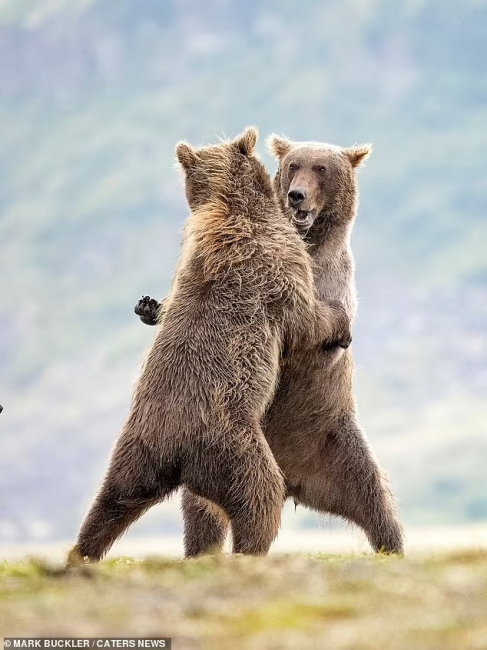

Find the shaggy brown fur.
[
  {"left": 68, "top": 128, "right": 351, "bottom": 564},
  {"left": 136, "top": 136, "right": 404, "bottom": 556},
  {"left": 263, "top": 136, "right": 404, "bottom": 554}
]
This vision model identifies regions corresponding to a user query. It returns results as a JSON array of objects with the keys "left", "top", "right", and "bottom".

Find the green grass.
[{"left": 1, "top": 551, "right": 487, "bottom": 649}]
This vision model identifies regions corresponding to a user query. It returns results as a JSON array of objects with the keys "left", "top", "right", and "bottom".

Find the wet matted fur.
[
  {"left": 135, "top": 135, "right": 404, "bottom": 556},
  {"left": 68, "top": 128, "right": 351, "bottom": 564}
]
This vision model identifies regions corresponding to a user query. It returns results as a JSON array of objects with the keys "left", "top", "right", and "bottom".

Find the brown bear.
[
  {"left": 135, "top": 136, "right": 405, "bottom": 556},
  {"left": 68, "top": 128, "right": 351, "bottom": 564}
]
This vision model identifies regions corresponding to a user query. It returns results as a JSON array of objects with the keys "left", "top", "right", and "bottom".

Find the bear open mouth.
[{"left": 292, "top": 209, "right": 314, "bottom": 229}]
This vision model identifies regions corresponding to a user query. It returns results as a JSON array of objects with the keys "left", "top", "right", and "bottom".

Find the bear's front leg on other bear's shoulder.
[{"left": 134, "top": 295, "right": 164, "bottom": 326}]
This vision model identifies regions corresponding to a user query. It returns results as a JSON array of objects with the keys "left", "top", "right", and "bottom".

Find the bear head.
[
  {"left": 266, "top": 135, "right": 372, "bottom": 234},
  {"left": 175, "top": 127, "right": 272, "bottom": 212}
]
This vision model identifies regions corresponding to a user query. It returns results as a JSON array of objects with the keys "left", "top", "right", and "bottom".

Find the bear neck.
[
  {"left": 305, "top": 210, "right": 354, "bottom": 259},
  {"left": 306, "top": 201, "right": 357, "bottom": 318}
]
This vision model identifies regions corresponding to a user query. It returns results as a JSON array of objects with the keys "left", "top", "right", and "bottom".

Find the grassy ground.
[{"left": 1, "top": 551, "right": 486, "bottom": 649}]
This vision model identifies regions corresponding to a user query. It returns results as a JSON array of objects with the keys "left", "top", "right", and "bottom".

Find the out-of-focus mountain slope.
[{"left": 0, "top": 0, "right": 486, "bottom": 540}]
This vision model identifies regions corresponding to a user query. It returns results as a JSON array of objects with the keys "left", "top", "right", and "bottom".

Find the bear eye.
[
  {"left": 289, "top": 163, "right": 298, "bottom": 173},
  {"left": 318, "top": 166, "right": 326, "bottom": 173}
]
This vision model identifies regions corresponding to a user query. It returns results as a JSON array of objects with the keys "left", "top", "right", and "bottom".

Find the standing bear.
[
  {"left": 136, "top": 136, "right": 405, "bottom": 555},
  {"left": 68, "top": 128, "right": 351, "bottom": 563}
]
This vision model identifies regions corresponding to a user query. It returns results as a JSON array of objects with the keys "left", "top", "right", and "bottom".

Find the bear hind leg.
[
  {"left": 182, "top": 488, "right": 229, "bottom": 557},
  {"left": 68, "top": 436, "right": 181, "bottom": 564},
  {"left": 184, "top": 425, "right": 285, "bottom": 556},
  {"left": 297, "top": 418, "right": 405, "bottom": 554}
]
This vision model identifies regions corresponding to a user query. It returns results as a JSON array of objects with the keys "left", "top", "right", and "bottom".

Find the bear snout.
[{"left": 287, "top": 189, "right": 306, "bottom": 208}]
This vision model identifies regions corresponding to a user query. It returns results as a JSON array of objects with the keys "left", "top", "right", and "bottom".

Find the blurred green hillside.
[{"left": 0, "top": 0, "right": 486, "bottom": 542}]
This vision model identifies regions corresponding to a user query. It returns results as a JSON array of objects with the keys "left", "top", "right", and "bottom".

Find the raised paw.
[{"left": 134, "top": 295, "right": 161, "bottom": 326}]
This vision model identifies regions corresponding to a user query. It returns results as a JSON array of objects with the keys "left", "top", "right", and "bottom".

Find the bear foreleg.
[{"left": 304, "top": 299, "right": 352, "bottom": 351}]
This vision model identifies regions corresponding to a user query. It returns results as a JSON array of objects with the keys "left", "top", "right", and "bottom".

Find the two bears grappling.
[{"left": 68, "top": 127, "right": 404, "bottom": 565}]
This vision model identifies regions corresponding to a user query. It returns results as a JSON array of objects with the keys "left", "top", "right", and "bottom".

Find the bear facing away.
[
  {"left": 136, "top": 136, "right": 404, "bottom": 555},
  {"left": 68, "top": 128, "right": 351, "bottom": 563}
]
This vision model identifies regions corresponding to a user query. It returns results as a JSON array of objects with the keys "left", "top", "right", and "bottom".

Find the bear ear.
[
  {"left": 175, "top": 142, "right": 199, "bottom": 169},
  {"left": 343, "top": 144, "right": 372, "bottom": 168},
  {"left": 266, "top": 134, "right": 293, "bottom": 160},
  {"left": 234, "top": 126, "right": 258, "bottom": 156}
]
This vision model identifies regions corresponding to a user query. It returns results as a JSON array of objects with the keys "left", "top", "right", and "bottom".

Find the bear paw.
[{"left": 134, "top": 295, "right": 161, "bottom": 326}]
